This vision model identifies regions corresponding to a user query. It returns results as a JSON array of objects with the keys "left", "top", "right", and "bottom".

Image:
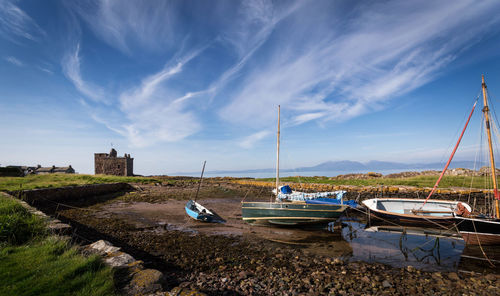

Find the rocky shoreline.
[
  {"left": 53, "top": 210, "right": 500, "bottom": 295},
  {"left": 33, "top": 181, "right": 496, "bottom": 295}
]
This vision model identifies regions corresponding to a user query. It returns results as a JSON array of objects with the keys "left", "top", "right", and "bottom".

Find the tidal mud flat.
[{"left": 39, "top": 179, "right": 499, "bottom": 295}]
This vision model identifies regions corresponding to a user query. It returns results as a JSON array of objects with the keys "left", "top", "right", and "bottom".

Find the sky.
[{"left": 2, "top": 0, "right": 500, "bottom": 175}]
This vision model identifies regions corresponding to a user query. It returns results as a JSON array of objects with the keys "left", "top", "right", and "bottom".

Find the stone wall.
[{"left": 10, "top": 183, "right": 133, "bottom": 205}]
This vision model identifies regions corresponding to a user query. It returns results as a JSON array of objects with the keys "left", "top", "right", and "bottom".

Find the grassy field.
[
  {"left": 0, "top": 194, "right": 115, "bottom": 296},
  {"left": 0, "top": 174, "right": 162, "bottom": 191},
  {"left": 258, "top": 174, "right": 497, "bottom": 189},
  {"left": 0, "top": 173, "right": 496, "bottom": 191}
]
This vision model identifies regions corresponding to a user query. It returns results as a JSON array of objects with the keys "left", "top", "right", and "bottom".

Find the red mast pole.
[{"left": 423, "top": 100, "right": 477, "bottom": 205}]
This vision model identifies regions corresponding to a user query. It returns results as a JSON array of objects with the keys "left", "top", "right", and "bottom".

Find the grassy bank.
[
  {"left": 0, "top": 174, "right": 161, "bottom": 191},
  {"left": 0, "top": 194, "right": 115, "bottom": 296},
  {"left": 0, "top": 172, "right": 495, "bottom": 192},
  {"left": 257, "top": 175, "right": 497, "bottom": 189}
]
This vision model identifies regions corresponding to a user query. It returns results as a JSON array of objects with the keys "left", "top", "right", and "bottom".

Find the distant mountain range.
[
  {"left": 179, "top": 160, "right": 487, "bottom": 175},
  {"left": 294, "top": 160, "right": 486, "bottom": 172}
]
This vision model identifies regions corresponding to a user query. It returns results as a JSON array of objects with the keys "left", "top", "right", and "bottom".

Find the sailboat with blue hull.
[
  {"left": 185, "top": 161, "right": 225, "bottom": 223},
  {"left": 185, "top": 200, "right": 225, "bottom": 223}
]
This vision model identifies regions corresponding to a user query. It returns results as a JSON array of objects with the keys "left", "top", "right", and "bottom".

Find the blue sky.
[{"left": 2, "top": 0, "right": 500, "bottom": 175}]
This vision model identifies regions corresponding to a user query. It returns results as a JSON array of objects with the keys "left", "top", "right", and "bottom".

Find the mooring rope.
[{"left": 471, "top": 219, "right": 495, "bottom": 267}]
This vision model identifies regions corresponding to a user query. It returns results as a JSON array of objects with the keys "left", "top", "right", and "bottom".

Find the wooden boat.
[
  {"left": 454, "top": 76, "right": 500, "bottom": 245},
  {"left": 455, "top": 216, "right": 500, "bottom": 245},
  {"left": 363, "top": 91, "right": 476, "bottom": 228},
  {"left": 185, "top": 200, "right": 225, "bottom": 223},
  {"left": 241, "top": 106, "right": 349, "bottom": 226},
  {"left": 362, "top": 198, "right": 471, "bottom": 227},
  {"left": 185, "top": 161, "right": 225, "bottom": 223}
]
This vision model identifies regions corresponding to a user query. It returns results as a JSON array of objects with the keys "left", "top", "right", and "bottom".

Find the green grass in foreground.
[
  {"left": 0, "top": 237, "right": 115, "bottom": 296},
  {"left": 258, "top": 175, "right": 498, "bottom": 189},
  {"left": 0, "top": 173, "right": 161, "bottom": 191},
  {"left": 0, "top": 194, "right": 115, "bottom": 296},
  {"left": 0, "top": 195, "right": 47, "bottom": 245}
]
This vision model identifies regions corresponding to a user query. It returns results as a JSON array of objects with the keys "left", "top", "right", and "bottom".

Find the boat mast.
[
  {"left": 481, "top": 75, "right": 500, "bottom": 218},
  {"left": 194, "top": 160, "right": 206, "bottom": 203},
  {"left": 276, "top": 105, "right": 281, "bottom": 195}
]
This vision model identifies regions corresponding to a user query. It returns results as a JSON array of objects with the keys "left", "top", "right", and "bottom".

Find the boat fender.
[{"left": 455, "top": 202, "right": 471, "bottom": 217}]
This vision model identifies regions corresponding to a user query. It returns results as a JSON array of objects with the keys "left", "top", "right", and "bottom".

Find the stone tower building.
[{"left": 94, "top": 149, "right": 134, "bottom": 176}]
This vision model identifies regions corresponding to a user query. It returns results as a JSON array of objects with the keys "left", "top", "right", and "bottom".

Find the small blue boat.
[{"left": 185, "top": 200, "right": 225, "bottom": 223}]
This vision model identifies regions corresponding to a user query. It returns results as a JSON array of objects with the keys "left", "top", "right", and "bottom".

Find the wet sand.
[{"left": 102, "top": 198, "right": 348, "bottom": 249}]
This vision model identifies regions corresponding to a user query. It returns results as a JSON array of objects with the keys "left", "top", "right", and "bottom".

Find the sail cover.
[{"left": 280, "top": 185, "right": 292, "bottom": 194}]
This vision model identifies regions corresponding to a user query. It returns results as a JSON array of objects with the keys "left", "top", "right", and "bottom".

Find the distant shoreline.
[{"left": 171, "top": 167, "right": 491, "bottom": 178}]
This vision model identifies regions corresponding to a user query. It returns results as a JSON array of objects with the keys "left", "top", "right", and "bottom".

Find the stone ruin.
[{"left": 94, "top": 149, "right": 134, "bottom": 176}]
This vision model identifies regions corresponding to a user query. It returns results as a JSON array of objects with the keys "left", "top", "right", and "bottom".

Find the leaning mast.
[{"left": 481, "top": 75, "right": 500, "bottom": 218}]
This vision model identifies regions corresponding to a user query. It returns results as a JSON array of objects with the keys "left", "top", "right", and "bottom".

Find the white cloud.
[
  {"left": 69, "top": 0, "right": 179, "bottom": 54},
  {"left": 219, "top": 1, "right": 500, "bottom": 129},
  {"left": 292, "top": 112, "right": 326, "bottom": 126},
  {"left": 4, "top": 56, "right": 23, "bottom": 66},
  {"left": 37, "top": 66, "right": 53, "bottom": 74},
  {"left": 0, "top": 0, "right": 45, "bottom": 42},
  {"left": 61, "top": 43, "right": 107, "bottom": 103},
  {"left": 208, "top": 1, "right": 302, "bottom": 99},
  {"left": 60, "top": 0, "right": 500, "bottom": 151},
  {"left": 116, "top": 47, "right": 209, "bottom": 147},
  {"left": 239, "top": 130, "right": 271, "bottom": 149}
]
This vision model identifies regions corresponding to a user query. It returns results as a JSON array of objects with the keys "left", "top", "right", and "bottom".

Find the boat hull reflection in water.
[{"left": 340, "top": 221, "right": 465, "bottom": 272}]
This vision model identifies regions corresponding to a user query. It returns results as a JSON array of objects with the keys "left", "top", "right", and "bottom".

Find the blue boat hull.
[{"left": 185, "top": 200, "right": 225, "bottom": 223}]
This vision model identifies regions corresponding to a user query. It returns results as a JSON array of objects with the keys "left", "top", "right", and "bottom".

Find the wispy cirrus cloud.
[
  {"left": 61, "top": 0, "right": 500, "bottom": 150},
  {"left": 4, "top": 56, "right": 23, "bottom": 66},
  {"left": 208, "top": 1, "right": 302, "bottom": 99},
  {"left": 239, "top": 130, "right": 272, "bottom": 149},
  {"left": 61, "top": 43, "right": 107, "bottom": 103},
  {"left": 37, "top": 66, "right": 53, "bottom": 75},
  {"left": 0, "top": 0, "right": 45, "bottom": 42},
  {"left": 69, "top": 0, "right": 180, "bottom": 54},
  {"left": 219, "top": 1, "right": 500, "bottom": 129},
  {"left": 118, "top": 47, "right": 209, "bottom": 147},
  {"left": 71, "top": 43, "right": 210, "bottom": 147}
]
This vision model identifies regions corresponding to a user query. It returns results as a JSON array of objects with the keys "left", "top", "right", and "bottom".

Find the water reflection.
[
  {"left": 341, "top": 221, "right": 464, "bottom": 272},
  {"left": 334, "top": 220, "right": 500, "bottom": 273}
]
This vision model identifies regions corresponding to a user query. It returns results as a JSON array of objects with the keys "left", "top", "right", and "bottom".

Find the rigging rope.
[{"left": 423, "top": 99, "right": 478, "bottom": 206}]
